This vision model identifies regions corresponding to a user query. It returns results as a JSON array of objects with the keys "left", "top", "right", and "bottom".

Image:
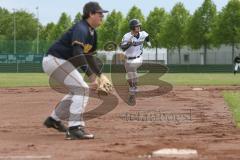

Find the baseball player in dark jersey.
[
  {"left": 42, "top": 2, "right": 111, "bottom": 140},
  {"left": 234, "top": 54, "right": 240, "bottom": 75}
]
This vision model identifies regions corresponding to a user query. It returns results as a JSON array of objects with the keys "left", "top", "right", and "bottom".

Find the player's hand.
[
  {"left": 146, "top": 41, "right": 152, "bottom": 47},
  {"left": 128, "top": 35, "right": 134, "bottom": 44},
  {"left": 127, "top": 40, "right": 133, "bottom": 45}
]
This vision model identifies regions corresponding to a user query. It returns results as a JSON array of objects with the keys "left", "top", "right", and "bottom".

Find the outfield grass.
[
  {"left": 0, "top": 73, "right": 240, "bottom": 87},
  {"left": 0, "top": 73, "right": 49, "bottom": 87},
  {"left": 223, "top": 92, "right": 240, "bottom": 127},
  {"left": 160, "top": 73, "right": 240, "bottom": 86}
]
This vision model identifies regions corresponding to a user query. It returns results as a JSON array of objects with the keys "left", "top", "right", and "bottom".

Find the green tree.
[
  {"left": 50, "top": 12, "right": 72, "bottom": 40},
  {"left": 145, "top": 7, "right": 168, "bottom": 56},
  {"left": 0, "top": 7, "right": 11, "bottom": 40},
  {"left": 186, "top": 0, "right": 217, "bottom": 64},
  {"left": 98, "top": 10, "right": 123, "bottom": 49},
  {"left": 40, "top": 22, "right": 56, "bottom": 41},
  {"left": 119, "top": 6, "right": 145, "bottom": 38},
  {"left": 1, "top": 10, "right": 39, "bottom": 53},
  {"left": 74, "top": 12, "right": 82, "bottom": 23},
  {"left": 39, "top": 22, "right": 56, "bottom": 53},
  {"left": 161, "top": 3, "right": 190, "bottom": 64},
  {"left": 0, "top": 7, "right": 12, "bottom": 53},
  {"left": 3, "top": 10, "right": 38, "bottom": 41},
  {"left": 213, "top": 0, "right": 240, "bottom": 60}
]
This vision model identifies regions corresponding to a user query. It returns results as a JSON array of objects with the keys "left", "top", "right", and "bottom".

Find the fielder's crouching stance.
[
  {"left": 120, "top": 19, "right": 151, "bottom": 106},
  {"left": 42, "top": 2, "right": 112, "bottom": 140}
]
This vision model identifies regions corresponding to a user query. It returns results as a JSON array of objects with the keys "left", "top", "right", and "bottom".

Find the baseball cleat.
[
  {"left": 43, "top": 117, "right": 67, "bottom": 132},
  {"left": 128, "top": 94, "right": 136, "bottom": 106},
  {"left": 65, "top": 126, "right": 94, "bottom": 140}
]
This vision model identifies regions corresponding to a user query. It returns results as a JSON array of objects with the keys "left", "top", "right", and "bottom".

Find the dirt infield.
[{"left": 0, "top": 86, "right": 240, "bottom": 160}]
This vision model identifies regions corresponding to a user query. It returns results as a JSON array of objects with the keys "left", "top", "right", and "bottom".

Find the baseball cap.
[{"left": 83, "top": 2, "right": 108, "bottom": 14}]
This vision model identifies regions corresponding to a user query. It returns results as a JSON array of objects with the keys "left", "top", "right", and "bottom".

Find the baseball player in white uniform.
[
  {"left": 120, "top": 19, "right": 151, "bottom": 105},
  {"left": 234, "top": 54, "right": 240, "bottom": 75}
]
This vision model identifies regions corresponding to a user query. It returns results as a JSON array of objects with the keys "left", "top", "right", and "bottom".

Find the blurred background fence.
[{"left": 0, "top": 40, "right": 236, "bottom": 73}]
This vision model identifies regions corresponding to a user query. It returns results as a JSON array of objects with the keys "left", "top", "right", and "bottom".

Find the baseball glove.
[{"left": 96, "top": 74, "right": 113, "bottom": 96}]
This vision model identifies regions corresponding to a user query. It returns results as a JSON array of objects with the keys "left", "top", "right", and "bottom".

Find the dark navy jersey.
[{"left": 47, "top": 19, "right": 97, "bottom": 60}]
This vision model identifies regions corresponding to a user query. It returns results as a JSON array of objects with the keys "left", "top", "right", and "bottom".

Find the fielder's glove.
[{"left": 96, "top": 74, "right": 113, "bottom": 96}]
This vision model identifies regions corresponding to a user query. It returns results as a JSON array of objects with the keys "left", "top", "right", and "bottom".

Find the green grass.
[
  {"left": 0, "top": 73, "right": 49, "bottom": 87},
  {"left": 223, "top": 92, "right": 240, "bottom": 128},
  {"left": 0, "top": 73, "right": 240, "bottom": 87},
  {"left": 161, "top": 73, "right": 240, "bottom": 86}
]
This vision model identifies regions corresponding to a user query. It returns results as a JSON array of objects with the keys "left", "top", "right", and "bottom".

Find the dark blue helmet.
[{"left": 129, "top": 19, "right": 141, "bottom": 30}]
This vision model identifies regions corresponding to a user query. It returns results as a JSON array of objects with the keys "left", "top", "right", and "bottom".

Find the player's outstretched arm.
[{"left": 120, "top": 41, "right": 132, "bottom": 51}]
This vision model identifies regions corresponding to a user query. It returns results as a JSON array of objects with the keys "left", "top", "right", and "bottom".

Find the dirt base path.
[{"left": 0, "top": 86, "right": 240, "bottom": 160}]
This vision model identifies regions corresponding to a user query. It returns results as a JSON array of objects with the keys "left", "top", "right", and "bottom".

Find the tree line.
[{"left": 0, "top": 0, "right": 240, "bottom": 64}]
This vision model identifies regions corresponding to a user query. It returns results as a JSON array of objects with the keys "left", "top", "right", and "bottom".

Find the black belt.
[{"left": 127, "top": 52, "right": 142, "bottom": 60}]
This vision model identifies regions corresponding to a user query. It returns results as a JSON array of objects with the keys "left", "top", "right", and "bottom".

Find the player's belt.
[{"left": 127, "top": 52, "right": 143, "bottom": 60}]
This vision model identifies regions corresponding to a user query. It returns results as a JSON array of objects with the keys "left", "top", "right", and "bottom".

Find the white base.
[
  {"left": 152, "top": 148, "right": 198, "bottom": 158},
  {"left": 192, "top": 87, "right": 204, "bottom": 91}
]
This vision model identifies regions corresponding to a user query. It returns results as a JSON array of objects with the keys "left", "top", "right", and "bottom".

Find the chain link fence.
[{"left": 0, "top": 40, "right": 52, "bottom": 54}]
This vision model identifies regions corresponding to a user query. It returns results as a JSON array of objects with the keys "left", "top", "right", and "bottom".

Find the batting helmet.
[{"left": 129, "top": 19, "right": 141, "bottom": 30}]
